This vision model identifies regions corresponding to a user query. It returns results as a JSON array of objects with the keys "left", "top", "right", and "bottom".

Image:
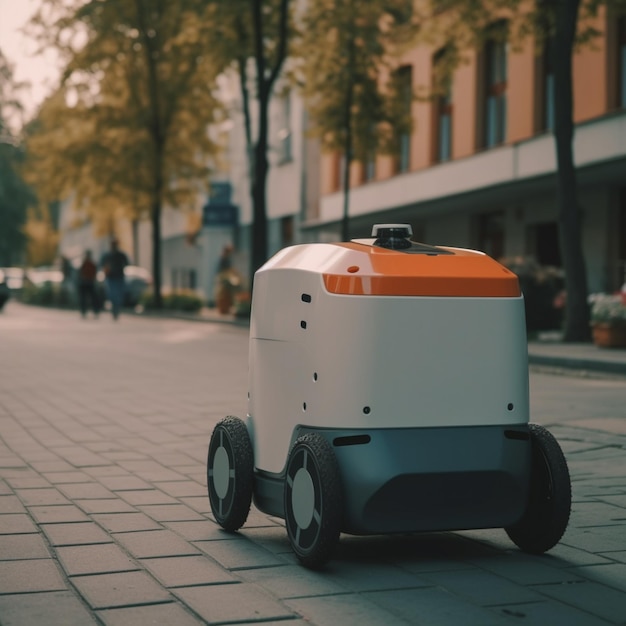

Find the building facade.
[
  {"left": 303, "top": 8, "right": 626, "bottom": 295},
  {"left": 58, "top": 8, "right": 625, "bottom": 301}
]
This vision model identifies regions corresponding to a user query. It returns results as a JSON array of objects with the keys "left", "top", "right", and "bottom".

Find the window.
[
  {"left": 329, "top": 151, "right": 342, "bottom": 192},
  {"left": 537, "top": 38, "right": 555, "bottom": 132},
  {"left": 364, "top": 149, "right": 376, "bottom": 182},
  {"left": 281, "top": 216, "right": 294, "bottom": 246},
  {"left": 277, "top": 92, "right": 292, "bottom": 163},
  {"left": 617, "top": 15, "right": 626, "bottom": 109},
  {"left": 394, "top": 65, "right": 412, "bottom": 173},
  {"left": 527, "top": 222, "right": 561, "bottom": 267},
  {"left": 483, "top": 25, "right": 508, "bottom": 147},
  {"left": 362, "top": 133, "right": 376, "bottom": 183},
  {"left": 172, "top": 268, "right": 196, "bottom": 290},
  {"left": 432, "top": 50, "right": 452, "bottom": 162},
  {"left": 477, "top": 211, "right": 505, "bottom": 260},
  {"left": 188, "top": 269, "right": 197, "bottom": 290},
  {"left": 607, "top": 13, "right": 626, "bottom": 110},
  {"left": 615, "top": 187, "right": 626, "bottom": 289}
]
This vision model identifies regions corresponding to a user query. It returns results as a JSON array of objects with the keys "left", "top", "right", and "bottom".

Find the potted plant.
[
  {"left": 233, "top": 290, "right": 252, "bottom": 319},
  {"left": 590, "top": 294, "right": 626, "bottom": 348}
]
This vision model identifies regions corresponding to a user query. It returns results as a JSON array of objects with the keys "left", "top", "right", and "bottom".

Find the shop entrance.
[{"left": 527, "top": 221, "right": 561, "bottom": 267}]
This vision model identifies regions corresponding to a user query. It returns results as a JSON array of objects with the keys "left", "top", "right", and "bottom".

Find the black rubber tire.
[
  {"left": 284, "top": 433, "right": 342, "bottom": 569},
  {"left": 207, "top": 416, "right": 254, "bottom": 532},
  {"left": 505, "top": 423, "right": 571, "bottom": 554}
]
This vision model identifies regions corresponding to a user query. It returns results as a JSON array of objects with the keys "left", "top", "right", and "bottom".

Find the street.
[{"left": 1, "top": 301, "right": 625, "bottom": 625}]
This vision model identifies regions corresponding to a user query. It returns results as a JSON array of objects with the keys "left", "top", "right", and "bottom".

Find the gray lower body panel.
[{"left": 253, "top": 424, "right": 531, "bottom": 535}]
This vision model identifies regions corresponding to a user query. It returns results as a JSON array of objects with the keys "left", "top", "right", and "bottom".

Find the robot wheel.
[
  {"left": 207, "top": 416, "right": 254, "bottom": 532},
  {"left": 505, "top": 423, "right": 571, "bottom": 553},
  {"left": 284, "top": 432, "right": 343, "bottom": 569}
]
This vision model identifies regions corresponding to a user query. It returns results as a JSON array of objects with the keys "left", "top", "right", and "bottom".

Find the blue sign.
[
  {"left": 209, "top": 182, "right": 232, "bottom": 204},
  {"left": 202, "top": 182, "right": 238, "bottom": 226},
  {"left": 203, "top": 203, "right": 238, "bottom": 227}
]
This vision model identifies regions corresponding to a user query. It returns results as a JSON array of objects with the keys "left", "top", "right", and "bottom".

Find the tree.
[
  {"left": 0, "top": 49, "right": 33, "bottom": 266},
  {"left": 207, "top": 0, "right": 291, "bottom": 278},
  {"left": 299, "top": 0, "right": 416, "bottom": 240},
  {"left": 552, "top": 0, "right": 589, "bottom": 342},
  {"left": 26, "top": 0, "right": 223, "bottom": 307},
  {"left": 417, "top": 0, "right": 625, "bottom": 341},
  {"left": 22, "top": 205, "right": 59, "bottom": 267}
]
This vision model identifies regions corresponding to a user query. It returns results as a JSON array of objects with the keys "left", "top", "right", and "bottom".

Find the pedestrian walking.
[
  {"left": 77, "top": 250, "right": 100, "bottom": 318},
  {"left": 217, "top": 244, "right": 233, "bottom": 272},
  {"left": 100, "top": 238, "right": 129, "bottom": 320}
]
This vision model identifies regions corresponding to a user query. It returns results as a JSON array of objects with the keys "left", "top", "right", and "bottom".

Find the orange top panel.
[{"left": 322, "top": 242, "right": 520, "bottom": 297}]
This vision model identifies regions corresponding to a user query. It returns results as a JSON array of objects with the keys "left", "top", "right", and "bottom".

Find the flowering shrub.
[
  {"left": 140, "top": 290, "right": 204, "bottom": 313},
  {"left": 589, "top": 294, "right": 626, "bottom": 324},
  {"left": 500, "top": 257, "right": 565, "bottom": 331},
  {"left": 21, "top": 282, "right": 77, "bottom": 309}
]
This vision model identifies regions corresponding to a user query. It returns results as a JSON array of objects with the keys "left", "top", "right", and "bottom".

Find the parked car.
[
  {"left": 26, "top": 268, "right": 65, "bottom": 287},
  {"left": 97, "top": 265, "right": 152, "bottom": 307},
  {"left": 20, "top": 267, "right": 77, "bottom": 309},
  {"left": 0, "top": 267, "right": 26, "bottom": 292},
  {"left": 0, "top": 270, "right": 10, "bottom": 310},
  {"left": 124, "top": 265, "right": 153, "bottom": 305}
]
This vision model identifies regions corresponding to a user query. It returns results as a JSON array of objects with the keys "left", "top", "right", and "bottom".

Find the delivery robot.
[{"left": 207, "top": 224, "right": 571, "bottom": 568}]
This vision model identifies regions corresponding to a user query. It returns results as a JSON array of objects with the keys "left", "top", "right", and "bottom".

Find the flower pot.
[
  {"left": 591, "top": 323, "right": 626, "bottom": 348},
  {"left": 216, "top": 289, "right": 233, "bottom": 315}
]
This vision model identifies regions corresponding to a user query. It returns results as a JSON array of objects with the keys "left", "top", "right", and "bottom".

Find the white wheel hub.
[
  {"left": 292, "top": 467, "right": 315, "bottom": 528},
  {"left": 213, "top": 446, "right": 230, "bottom": 499}
]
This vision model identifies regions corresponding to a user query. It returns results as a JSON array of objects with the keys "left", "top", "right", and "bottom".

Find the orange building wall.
[
  {"left": 319, "top": 10, "right": 612, "bottom": 198},
  {"left": 573, "top": 11, "right": 608, "bottom": 122},
  {"left": 412, "top": 48, "right": 436, "bottom": 170},
  {"left": 452, "top": 51, "right": 478, "bottom": 159},
  {"left": 320, "top": 151, "right": 338, "bottom": 196},
  {"left": 376, "top": 155, "right": 395, "bottom": 180},
  {"left": 349, "top": 160, "right": 362, "bottom": 186},
  {"left": 372, "top": 45, "right": 434, "bottom": 178},
  {"left": 507, "top": 38, "right": 536, "bottom": 143}
]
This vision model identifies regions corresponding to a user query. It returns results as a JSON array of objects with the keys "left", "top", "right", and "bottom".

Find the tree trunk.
[
  {"left": 151, "top": 197, "right": 162, "bottom": 308},
  {"left": 341, "top": 32, "right": 356, "bottom": 242},
  {"left": 251, "top": 111, "right": 269, "bottom": 277},
  {"left": 553, "top": 0, "right": 591, "bottom": 342},
  {"left": 250, "top": 0, "right": 269, "bottom": 280},
  {"left": 132, "top": 218, "right": 139, "bottom": 265},
  {"left": 136, "top": 0, "right": 164, "bottom": 309},
  {"left": 341, "top": 83, "right": 353, "bottom": 241},
  {"left": 341, "top": 144, "right": 352, "bottom": 242},
  {"left": 248, "top": 0, "right": 289, "bottom": 280}
]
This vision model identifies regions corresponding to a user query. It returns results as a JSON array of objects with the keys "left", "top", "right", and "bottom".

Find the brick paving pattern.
[{"left": 0, "top": 303, "right": 625, "bottom": 625}]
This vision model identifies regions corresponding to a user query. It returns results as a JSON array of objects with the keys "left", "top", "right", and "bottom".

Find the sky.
[{"left": 0, "top": 0, "right": 61, "bottom": 121}]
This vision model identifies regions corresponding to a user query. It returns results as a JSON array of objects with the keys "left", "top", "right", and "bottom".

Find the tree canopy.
[
  {"left": 26, "top": 0, "right": 224, "bottom": 304},
  {"left": 205, "top": 0, "right": 291, "bottom": 278},
  {"left": 0, "top": 49, "right": 33, "bottom": 266},
  {"left": 298, "top": 0, "right": 417, "bottom": 239}
]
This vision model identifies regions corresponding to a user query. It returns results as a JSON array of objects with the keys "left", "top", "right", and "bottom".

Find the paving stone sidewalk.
[{"left": 0, "top": 303, "right": 625, "bottom": 625}]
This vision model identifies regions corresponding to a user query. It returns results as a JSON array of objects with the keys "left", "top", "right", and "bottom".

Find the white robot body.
[
  {"left": 207, "top": 227, "right": 571, "bottom": 564},
  {"left": 248, "top": 243, "right": 528, "bottom": 475}
]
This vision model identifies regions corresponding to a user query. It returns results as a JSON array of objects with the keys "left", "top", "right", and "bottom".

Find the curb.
[
  {"left": 130, "top": 309, "right": 251, "bottom": 327},
  {"left": 527, "top": 353, "right": 626, "bottom": 376}
]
